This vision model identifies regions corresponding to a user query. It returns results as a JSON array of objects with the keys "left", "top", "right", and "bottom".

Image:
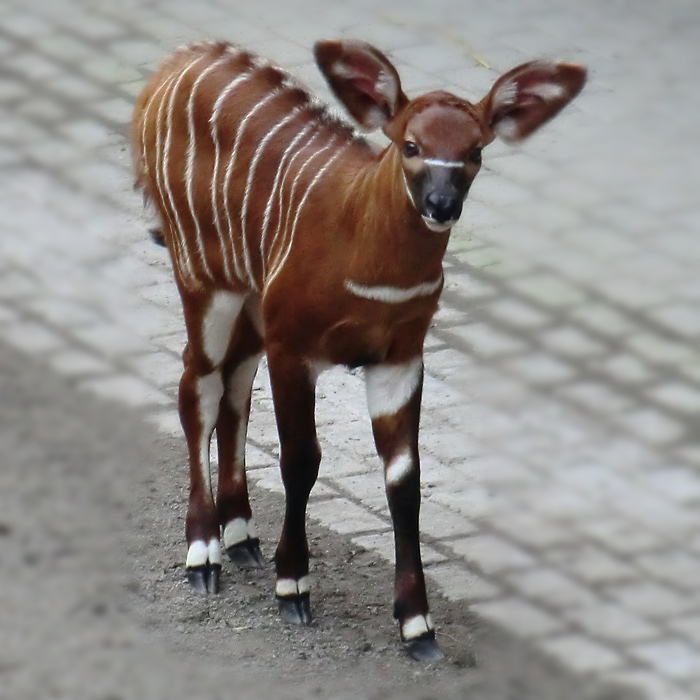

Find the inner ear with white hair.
[
  {"left": 480, "top": 60, "right": 587, "bottom": 143},
  {"left": 314, "top": 39, "right": 408, "bottom": 131}
]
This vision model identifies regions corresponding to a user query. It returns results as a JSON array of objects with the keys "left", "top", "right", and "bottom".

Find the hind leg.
[
  {"left": 216, "top": 301, "right": 264, "bottom": 568},
  {"left": 180, "top": 289, "right": 247, "bottom": 594}
]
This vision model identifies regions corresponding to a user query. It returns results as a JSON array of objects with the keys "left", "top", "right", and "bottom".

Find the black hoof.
[
  {"left": 277, "top": 593, "right": 312, "bottom": 625},
  {"left": 406, "top": 636, "right": 444, "bottom": 662},
  {"left": 187, "top": 563, "right": 221, "bottom": 594},
  {"left": 227, "top": 538, "right": 263, "bottom": 569}
]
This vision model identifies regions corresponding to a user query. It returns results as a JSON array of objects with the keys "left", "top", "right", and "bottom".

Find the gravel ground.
[{"left": 0, "top": 341, "right": 637, "bottom": 700}]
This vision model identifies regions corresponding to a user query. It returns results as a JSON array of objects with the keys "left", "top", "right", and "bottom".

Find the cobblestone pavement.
[{"left": 2, "top": 0, "right": 699, "bottom": 698}]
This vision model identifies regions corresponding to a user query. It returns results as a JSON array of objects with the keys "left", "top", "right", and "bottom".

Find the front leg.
[
  {"left": 365, "top": 357, "right": 442, "bottom": 661},
  {"left": 267, "top": 347, "right": 321, "bottom": 625}
]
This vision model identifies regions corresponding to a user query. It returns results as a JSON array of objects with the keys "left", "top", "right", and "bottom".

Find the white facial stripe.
[
  {"left": 267, "top": 139, "right": 345, "bottom": 287},
  {"left": 210, "top": 71, "right": 255, "bottom": 283},
  {"left": 421, "top": 158, "right": 466, "bottom": 168},
  {"left": 196, "top": 372, "right": 224, "bottom": 495},
  {"left": 223, "top": 517, "right": 248, "bottom": 548},
  {"left": 385, "top": 450, "right": 414, "bottom": 486},
  {"left": 163, "top": 55, "right": 207, "bottom": 288},
  {"left": 240, "top": 106, "right": 304, "bottom": 288},
  {"left": 260, "top": 122, "right": 316, "bottom": 276},
  {"left": 223, "top": 90, "right": 281, "bottom": 289},
  {"left": 185, "top": 56, "right": 230, "bottom": 281},
  {"left": 202, "top": 291, "right": 245, "bottom": 366},
  {"left": 275, "top": 576, "right": 311, "bottom": 597},
  {"left": 402, "top": 614, "right": 434, "bottom": 640},
  {"left": 345, "top": 274, "right": 442, "bottom": 304},
  {"left": 365, "top": 358, "right": 423, "bottom": 420},
  {"left": 402, "top": 169, "right": 417, "bottom": 209}
]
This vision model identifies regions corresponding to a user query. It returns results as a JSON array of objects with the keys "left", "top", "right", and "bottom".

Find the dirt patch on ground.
[{"left": 0, "top": 343, "right": 636, "bottom": 700}]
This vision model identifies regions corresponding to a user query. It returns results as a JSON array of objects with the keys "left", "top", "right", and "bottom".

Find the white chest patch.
[
  {"left": 365, "top": 358, "right": 423, "bottom": 420},
  {"left": 344, "top": 275, "right": 443, "bottom": 304},
  {"left": 202, "top": 291, "right": 246, "bottom": 366}
]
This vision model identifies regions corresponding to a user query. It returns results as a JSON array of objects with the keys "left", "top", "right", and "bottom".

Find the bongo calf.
[{"left": 131, "top": 39, "right": 585, "bottom": 660}]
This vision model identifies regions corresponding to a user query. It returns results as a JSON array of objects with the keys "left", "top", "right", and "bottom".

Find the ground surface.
[
  {"left": 1, "top": 0, "right": 699, "bottom": 698},
  {"left": 0, "top": 344, "right": 633, "bottom": 700}
]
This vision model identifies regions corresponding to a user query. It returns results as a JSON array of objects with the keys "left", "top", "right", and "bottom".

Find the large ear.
[
  {"left": 314, "top": 39, "right": 408, "bottom": 131},
  {"left": 480, "top": 60, "right": 586, "bottom": 143}
]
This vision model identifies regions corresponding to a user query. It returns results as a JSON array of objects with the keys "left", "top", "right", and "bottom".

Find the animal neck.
[{"left": 345, "top": 145, "right": 449, "bottom": 286}]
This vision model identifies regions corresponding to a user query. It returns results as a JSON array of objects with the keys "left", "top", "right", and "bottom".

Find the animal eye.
[
  {"left": 403, "top": 141, "right": 419, "bottom": 158},
  {"left": 468, "top": 147, "right": 482, "bottom": 164}
]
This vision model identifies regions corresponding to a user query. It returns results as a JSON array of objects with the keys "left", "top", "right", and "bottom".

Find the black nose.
[{"left": 424, "top": 191, "right": 461, "bottom": 223}]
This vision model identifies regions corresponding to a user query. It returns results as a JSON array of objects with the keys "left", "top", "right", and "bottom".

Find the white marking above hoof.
[
  {"left": 223, "top": 517, "right": 258, "bottom": 549},
  {"left": 186, "top": 537, "right": 222, "bottom": 567},
  {"left": 401, "top": 613, "right": 434, "bottom": 641},
  {"left": 275, "top": 575, "right": 311, "bottom": 597}
]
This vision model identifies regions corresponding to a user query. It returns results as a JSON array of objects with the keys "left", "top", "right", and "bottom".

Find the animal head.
[{"left": 315, "top": 39, "right": 586, "bottom": 232}]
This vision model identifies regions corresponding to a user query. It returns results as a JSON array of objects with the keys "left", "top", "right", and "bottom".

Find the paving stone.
[
  {"left": 448, "top": 533, "right": 537, "bottom": 575},
  {"left": 4, "top": 319, "right": 66, "bottom": 355},
  {"left": 47, "top": 348, "right": 112, "bottom": 378},
  {"left": 471, "top": 598, "right": 565, "bottom": 637},
  {"left": 629, "top": 639, "right": 700, "bottom": 682},
  {"left": 598, "top": 354, "right": 655, "bottom": 385},
  {"left": 538, "top": 634, "right": 623, "bottom": 674},
  {"left": 505, "top": 353, "right": 575, "bottom": 385},
  {"left": 486, "top": 298, "right": 551, "bottom": 329},
  {"left": 556, "top": 546, "right": 640, "bottom": 586},
  {"left": 419, "top": 501, "right": 478, "bottom": 539},
  {"left": 426, "top": 563, "right": 501, "bottom": 602},
  {"left": 615, "top": 408, "right": 684, "bottom": 445},
  {"left": 606, "top": 580, "right": 697, "bottom": 620},
  {"left": 508, "top": 568, "right": 597, "bottom": 611},
  {"left": 565, "top": 603, "right": 659, "bottom": 644},
  {"left": 79, "top": 373, "right": 171, "bottom": 408},
  {"left": 607, "top": 671, "right": 694, "bottom": 700},
  {"left": 449, "top": 322, "right": 527, "bottom": 356},
  {"left": 308, "top": 497, "right": 390, "bottom": 535},
  {"left": 649, "top": 382, "right": 700, "bottom": 414}
]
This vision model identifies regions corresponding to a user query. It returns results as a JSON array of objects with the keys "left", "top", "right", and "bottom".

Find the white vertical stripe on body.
[
  {"left": 267, "top": 141, "right": 347, "bottom": 287},
  {"left": 222, "top": 90, "right": 280, "bottom": 291},
  {"left": 153, "top": 71, "right": 195, "bottom": 288},
  {"left": 185, "top": 55, "right": 231, "bottom": 281},
  {"left": 266, "top": 130, "right": 323, "bottom": 271},
  {"left": 163, "top": 55, "right": 207, "bottom": 288},
  {"left": 259, "top": 122, "right": 316, "bottom": 278},
  {"left": 209, "top": 71, "right": 255, "bottom": 283},
  {"left": 240, "top": 106, "right": 304, "bottom": 290}
]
